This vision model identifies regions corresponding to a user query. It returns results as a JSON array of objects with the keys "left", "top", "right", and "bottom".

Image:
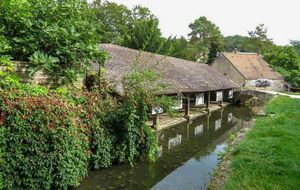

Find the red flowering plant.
[{"left": 0, "top": 89, "right": 89, "bottom": 190}]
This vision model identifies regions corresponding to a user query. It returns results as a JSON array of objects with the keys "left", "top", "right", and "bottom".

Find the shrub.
[
  {"left": 0, "top": 91, "right": 89, "bottom": 190},
  {"left": 90, "top": 126, "right": 114, "bottom": 169},
  {"left": 0, "top": 128, "right": 4, "bottom": 190}
]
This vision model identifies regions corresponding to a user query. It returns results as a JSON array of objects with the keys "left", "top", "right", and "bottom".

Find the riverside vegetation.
[
  {"left": 0, "top": 63, "right": 174, "bottom": 190},
  {"left": 221, "top": 96, "right": 300, "bottom": 189},
  {"left": 1, "top": 1, "right": 300, "bottom": 190},
  {"left": 0, "top": 1, "right": 176, "bottom": 189}
]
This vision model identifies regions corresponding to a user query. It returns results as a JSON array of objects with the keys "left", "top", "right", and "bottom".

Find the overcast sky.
[{"left": 91, "top": 0, "right": 300, "bottom": 45}]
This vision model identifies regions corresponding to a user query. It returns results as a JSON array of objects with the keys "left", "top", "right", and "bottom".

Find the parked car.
[{"left": 255, "top": 79, "right": 271, "bottom": 87}]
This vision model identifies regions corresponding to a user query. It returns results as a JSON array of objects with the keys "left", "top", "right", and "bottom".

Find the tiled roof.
[{"left": 223, "top": 52, "right": 283, "bottom": 80}]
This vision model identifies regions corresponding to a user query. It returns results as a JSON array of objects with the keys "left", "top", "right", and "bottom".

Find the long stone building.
[{"left": 97, "top": 44, "right": 238, "bottom": 128}]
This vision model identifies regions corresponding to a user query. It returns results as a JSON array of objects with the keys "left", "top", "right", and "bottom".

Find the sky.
[{"left": 90, "top": 0, "right": 300, "bottom": 45}]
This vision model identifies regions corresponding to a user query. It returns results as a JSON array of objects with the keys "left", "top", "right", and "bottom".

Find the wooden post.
[
  {"left": 153, "top": 113, "right": 159, "bottom": 130},
  {"left": 220, "top": 99, "right": 224, "bottom": 107},
  {"left": 206, "top": 92, "right": 211, "bottom": 111},
  {"left": 219, "top": 91, "right": 224, "bottom": 107},
  {"left": 184, "top": 96, "right": 190, "bottom": 120}
]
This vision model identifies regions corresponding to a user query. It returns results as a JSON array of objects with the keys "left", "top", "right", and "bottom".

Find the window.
[
  {"left": 151, "top": 106, "right": 163, "bottom": 115},
  {"left": 216, "top": 91, "right": 223, "bottom": 101},
  {"left": 195, "top": 93, "right": 204, "bottom": 106},
  {"left": 228, "top": 90, "right": 233, "bottom": 99}
]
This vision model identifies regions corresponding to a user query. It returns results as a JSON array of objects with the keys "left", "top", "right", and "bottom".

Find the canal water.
[{"left": 77, "top": 106, "right": 252, "bottom": 190}]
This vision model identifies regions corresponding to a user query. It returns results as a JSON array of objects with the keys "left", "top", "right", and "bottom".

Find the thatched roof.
[
  {"left": 96, "top": 44, "right": 238, "bottom": 95},
  {"left": 223, "top": 52, "right": 283, "bottom": 80}
]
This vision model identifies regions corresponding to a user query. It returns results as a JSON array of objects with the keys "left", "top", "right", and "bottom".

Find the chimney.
[{"left": 233, "top": 48, "right": 238, "bottom": 54}]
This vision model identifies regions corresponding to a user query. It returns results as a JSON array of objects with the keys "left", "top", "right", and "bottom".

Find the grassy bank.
[{"left": 222, "top": 96, "right": 300, "bottom": 190}]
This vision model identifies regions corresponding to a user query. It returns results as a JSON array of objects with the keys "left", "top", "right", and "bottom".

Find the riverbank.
[{"left": 209, "top": 96, "right": 300, "bottom": 189}]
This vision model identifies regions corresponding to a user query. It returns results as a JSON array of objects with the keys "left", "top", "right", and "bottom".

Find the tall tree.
[
  {"left": 168, "top": 36, "right": 191, "bottom": 60},
  {"left": 248, "top": 24, "right": 273, "bottom": 53},
  {"left": 123, "top": 6, "right": 172, "bottom": 55},
  {"left": 91, "top": 0, "right": 131, "bottom": 44},
  {"left": 188, "top": 16, "right": 224, "bottom": 63}
]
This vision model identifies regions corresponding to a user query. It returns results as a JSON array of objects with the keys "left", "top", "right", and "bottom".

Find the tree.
[
  {"left": 224, "top": 35, "right": 254, "bottom": 52},
  {"left": 0, "top": 0, "right": 107, "bottom": 85},
  {"left": 248, "top": 24, "right": 273, "bottom": 54},
  {"left": 263, "top": 45, "right": 300, "bottom": 87},
  {"left": 290, "top": 40, "right": 300, "bottom": 55},
  {"left": 188, "top": 16, "right": 224, "bottom": 63},
  {"left": 123, "top": 6, "right": 172, "bottom": 55},
  {"left": 168, "top": 36, "right": 191, "bottom": 60},
  {"left": 263, "top": 45, "right": 300, "bottom": 70},
  {"left": 91, "top": 0, "right": 131, "bottom": 44}
]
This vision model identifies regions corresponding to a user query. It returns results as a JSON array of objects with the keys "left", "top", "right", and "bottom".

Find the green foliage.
[
  {"left": 91, "top": 1, "right": 173, "bottom": 55},
  {"left": 90, "top": 126, "right": 114, "bottom": 169},
  {"left": 0, "top": 91, "right": 89, "bottom": 190},
  {"left": 123, "top": 6, "right": 173, "bottom": 55},
  {"left": 224, "top": 35, "right": 254, "bottom": 52},
  {"left": 290, "top": 40, "right": 300, "bottom": 55},
  {"left": 0, "top": 30, "right": 16, "bottom": 89},
  {"left": 285, "top": 70, "right": 300, "bottom": 87},
  {"left": 168, "top": 37, "right": 191, "bottom": 60},
  {"left": 248, "top": 24, "right": 273, "bottom": 54},
  {"left": 0, "top": 128, "right": 4, "bottom": 190},
  {"left": 263, "top": 45, "right": 300, "bottom": 70},
  {"left": 188, "top": 16, "right": 224, "bottom": 63},
  {"left": 91, "top": 0, "right": 131, "bottom": 44},
  {"left": 223, "top": 96, "right": 300, "bottom": 190},
  {"left": 263, "top": 45, "right": 300, "bottom": 87},
  {"left": 0, "top": 0, "right": 107, "bottom": 85}
]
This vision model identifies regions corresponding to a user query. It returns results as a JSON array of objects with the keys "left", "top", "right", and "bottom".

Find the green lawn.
[{"left": 223, "top": 96, "right": 300, "bottom": 190}]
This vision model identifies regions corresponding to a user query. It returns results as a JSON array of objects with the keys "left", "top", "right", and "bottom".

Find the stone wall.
[
  {"left": 211, "top": 54, "right": 244, "bottom": 87},
  {"left": 234, "top": 90, "right": 274, "bottom": 106},
  {"left": 1, "top": 61, "right": 83, "bottom": 88},
  {"left": 244, "top": 79, "right": 286, "bottom": 92}
]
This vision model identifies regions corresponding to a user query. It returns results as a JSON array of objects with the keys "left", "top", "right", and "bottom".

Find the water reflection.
[
  {"left": 168, "top": 134, "right": 182, "bottom": 150},
  {"left": 76, "top": 105, "right": 252, "bottom": 190},
  {"left": 194, "top": 124, "right": 203, "bottom": 136}
]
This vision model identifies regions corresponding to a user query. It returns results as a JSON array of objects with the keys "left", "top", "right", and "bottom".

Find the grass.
[
  {"left": 222, "top": 96, "right": 300, "bottom": 190},
  {"left": 285, "top": 91, "right": 300, "bottom": 95}
]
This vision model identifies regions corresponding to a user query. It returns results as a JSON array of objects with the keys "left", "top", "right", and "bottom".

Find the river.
[{"left": 76, "top": 105, "right": 252, "bottom": 190}]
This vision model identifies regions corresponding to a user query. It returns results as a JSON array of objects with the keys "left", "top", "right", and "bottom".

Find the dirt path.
[{"left": 258, "top": 90, "right": 300, "bottom": 99}]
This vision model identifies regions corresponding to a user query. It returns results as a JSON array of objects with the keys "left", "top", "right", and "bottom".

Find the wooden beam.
[
  {"left": 184, "top": 96, "right": 190, "bottom": 119},
  {"left": 206, "top": 92, "right": 211, "bottom": 111}
]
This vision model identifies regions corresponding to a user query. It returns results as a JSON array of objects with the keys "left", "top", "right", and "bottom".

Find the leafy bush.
[
  {"left": 90, "top": 126, "right": 114, "bottom": 169},
  {"left": 0, "top": 127, "right": 4, "bottom": 190},
  {"left": 0, "top": 92, "right": 89, "bottom": 190},
  {"left": 0, "top": 0, "right": 107, "bottom": 85}
]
